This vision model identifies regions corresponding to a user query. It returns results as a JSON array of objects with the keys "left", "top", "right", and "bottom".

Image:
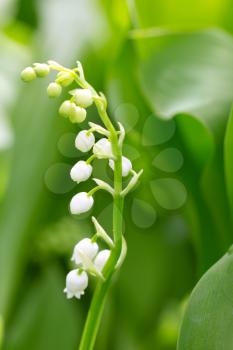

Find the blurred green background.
[{"left": 1, "top": 0, "right": 233, "bottom": 349}]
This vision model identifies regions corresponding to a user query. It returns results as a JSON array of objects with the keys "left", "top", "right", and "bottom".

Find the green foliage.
[
  {"left": 177, "top": 252, "right": 233, "bottom": 350},
  {"left": 5, "top": 266, "right": 82, "bottom": 350},
  {"left": 225, "top": 108, "right": 233, "bottom": 216},
  {"left": 1, "top": 0, "right": 233, "bottom": 349}
]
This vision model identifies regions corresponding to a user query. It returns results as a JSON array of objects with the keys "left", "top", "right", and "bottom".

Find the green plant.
[{"left": 21, "top": 60, "right": 143, "bottom": 349}]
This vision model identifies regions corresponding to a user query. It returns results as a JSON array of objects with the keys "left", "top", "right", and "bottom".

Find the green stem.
[
  {"left": 87, "top": 186, "right": 101, "bottom": 197},
  {"left": 79, "top": 77, "right": 123, "bottom": 350},
  {"left": 86, "top": 154, "right": 96, "bottom": 165}
]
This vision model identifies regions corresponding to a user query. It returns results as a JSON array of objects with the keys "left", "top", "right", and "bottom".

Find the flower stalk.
[{"left": 20, "top": 60, "right": 143, "bottom": 350}]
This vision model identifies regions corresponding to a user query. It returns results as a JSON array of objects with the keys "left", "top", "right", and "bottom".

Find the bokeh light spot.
[
  {"left": 150, "top": 178, "right": 187, "bottom": 210},
  {"left": 122, "top": 143, "right": 140, "bottom": 161},
  {"left": 114, "top": 103, "right": 139, "bottom": 132},
  {"left": 142, "top": 114, "right": 175, "bottom": 146},
  {"left": 44, "top": 163, "right": 76, "bottom": 194},
  {"left": 57, "top": 132, "right": 82, "bottom": 158},
  {"left": 131, "top": 198, "right": 156, "bottom": 228},
  {"left": 153, "top": 148, "right": 184, "bottom": 172}
]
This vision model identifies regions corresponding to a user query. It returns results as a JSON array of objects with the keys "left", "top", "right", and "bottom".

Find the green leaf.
[
  {"left": 5, "top": 265, "right": 82, "bottom": 350},
  {"left": 136, "top": 29, "right": 233, "bottom": 134},
  {"left": 131, "top": 0, "right": 233, "bottom": 34},
  {"left": 177, "top": 251, "right": 233, "bottom": 350},
  {"left": 0, "top": 315, "right": 4, "bottom": 349},
  {"left": 135, "top": 29, "right": 233, "bottom": 269},
  {"left": 224, "top": 107, "right": 233, "bottom": 218}
]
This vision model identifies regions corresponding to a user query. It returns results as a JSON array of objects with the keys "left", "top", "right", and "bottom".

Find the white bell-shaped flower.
[
  {"left": 93, "top": 138, "right": 113, "bottom": 159},
  {"left": 74, "top": 89, "right": 93, "bottom": 108},
  {"left": 94, "top": 249, "right": 111, "bottom": 272},
  {"left": 75, "top": 130, "right": 95, "bottom": 152},
  {"left": 69, "top": 104, "right": 86, "bottom": 124},
  {"left": 70, "top": 161, "right": 92, "bottom": 183},
  {"left": 64, "top": 269, "right": 88, "bottom": 299},
  {"left": 71, "top": 238, "right": 99, "bottom": 266},
  {"left": 70, "top": 192, "right": 94, "bottom": 215},
  {"left": 109, "top": 156, "right": 132, "bottom": 177}
]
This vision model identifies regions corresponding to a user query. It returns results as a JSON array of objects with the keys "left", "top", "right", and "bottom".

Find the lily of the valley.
[
  {"left": 20, "top": 67, "right": 36, "bottom": 82},
  {"left": 70, "top": 192, "right": 94, "bottom": 215},
  {"left": 33, "top": 63, "right": 50, "bottom": 77},
  {"left": 75, "top": 130, "right": 95, "bottom": 152},
  {"left": 93, "top": 138, "right": 113, "bottom": 159},
  {"left": 70, "top": 161, "right": 92, "bottom": 183},
  {"left": 73, "top": 88, "right": 93, "bottom": 108},
  {"left": 47, "top": 82, "right": 62, "bottom": 98},
  {"left": 59, "top": 100, "right": 86, "bottom": 123},
  {"left": 64, "top": 269, "right": 88, "bottom": 299},
  {"left": 94, "top": 249, "right": 111, "bottom": 272},
  {"left": 109, "top": 156, "right": 132, "bottom": 177},
  {"left": 71, "top": 238, "right": 99, "bottom": 266}
]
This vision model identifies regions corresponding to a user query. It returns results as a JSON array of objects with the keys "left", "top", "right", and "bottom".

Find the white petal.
[
  {"left": 70, "top": 192, "right": 94, "bottom": 215},
  {"left": 75, "top": 130, "right": 95, "bottom": 152},
  {"left": 65, "top": 269, "right": 88, "bottom": 297},
  {"left": 70, "top": 161, "right": 92, "bottom": 183},
  {"left": 93, "top": 138, "right": 113, "bottom": 159},
  {"left": 72, "top": 238, "right": 98, "bottom": 266},
  {"left": 74, "top": 89, "right": 93, "bottom": 108},
  {"left": 109, "top": 156, "right": 132, "bottom": 177},
  {"left": 94, "top": 250, "right": 111, "bottom": 272}
]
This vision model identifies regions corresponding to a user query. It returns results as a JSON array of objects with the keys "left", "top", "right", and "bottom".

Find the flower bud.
[
  {"left": 59, "top": 100, "right": 73, "bottom": 117},
  {"left": 71, "top": 238, "right": 98, "bottom": 266},
  {"left": 20, "top": 67, "right": 36, "bottom": 82},
  {"left": 69, "top": 105, "right": 86, "bottom": 124},
  {"left": 56, "top": 71, "right": 74, "bottom": 87},
  {"left": 109, "top": 156, "right": 132, "bottom": 177},
  {"left": 34, "top": 63, "right": 50, "bottom": 77},
  {"left": 64, "top": 269, "right": 88, "bottom": 299},
  {"left": 93, "top": 138, "right": 113, "bottom": 159},
  {"left": 70, "top": 161, "right": 92, "bottom": 183},
  {"left": 70, "top": 192, "right": 94, "bottom": 215},
  {"left": 47, "top": 82, "right": 62, "bottom": 98},
  {"left": 75, "top": 130, "right": 95, "bottom": 152},
  {"left": 94, "top": 249, "right": 111, "bottom": 272},
  {"left": 74, "top": 89, "right": 93, "bottom": 108}
]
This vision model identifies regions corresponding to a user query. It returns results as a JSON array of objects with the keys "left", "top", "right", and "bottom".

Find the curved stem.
[
  {"left": 87, "top": 186, "right": 101, "bottom": 197},
  {"left": 79, "top": 76, "right": 123, "bottom": 349}
]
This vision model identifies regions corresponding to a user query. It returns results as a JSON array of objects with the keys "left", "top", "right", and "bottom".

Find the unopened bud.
[
  {"left": 47, "top": 82, "right": 62, "bottom": 98},
  {"left": 59, "top": 100, "right": 73, "bottom": 118},
  {"left": 56, "top": 71, "right": 74, "bottom": 87},
  {"left": 20, "top": 67, "right": 36, "bottom": 82},
  {"left": 34, "top": 63, "right": 50, "bottom": 77},
  {"left": 69, "top": 105, "right": 86, "bottom": 124}
]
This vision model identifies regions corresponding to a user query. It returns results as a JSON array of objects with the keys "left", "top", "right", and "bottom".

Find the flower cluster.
[
  {"left": 21, "top": 60, "right": 143, "bottom": 300},
  {"left": 64, "top": 220, "right": 112, "bottom": 298},
  {"left": 69, "top": 127, "right": 133, "bottom": 216}
]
